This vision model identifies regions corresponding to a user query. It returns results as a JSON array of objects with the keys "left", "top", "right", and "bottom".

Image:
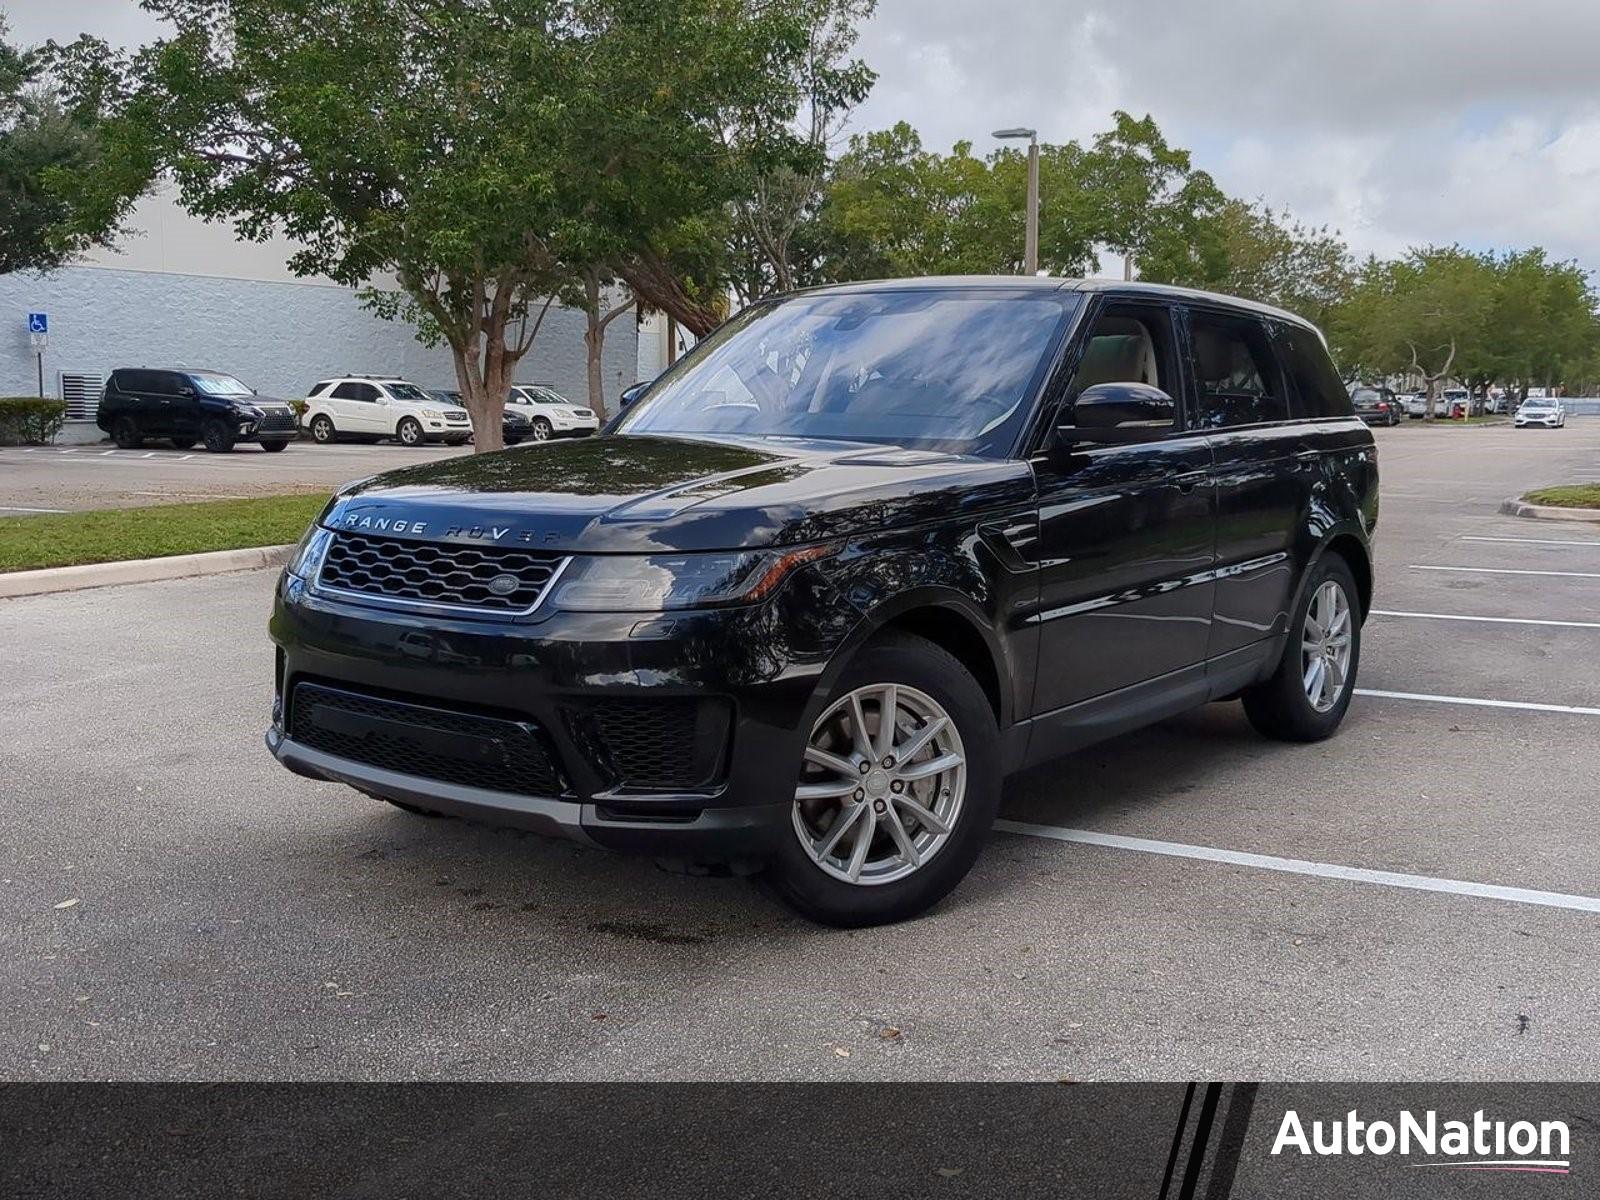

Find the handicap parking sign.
[{"left": 27, "top": 312, "right": 47, "bottom": 334}]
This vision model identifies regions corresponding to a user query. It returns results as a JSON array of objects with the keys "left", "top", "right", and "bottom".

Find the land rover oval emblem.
[{"left": 486, "top": 574, "right": 520, "bottom": 596}]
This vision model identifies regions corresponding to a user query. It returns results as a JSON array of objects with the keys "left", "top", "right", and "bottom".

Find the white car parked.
[
  {"left": 1514, "top": 399, "right": 1567, "bottom": 428},
  {"left": 301, "top": 376, "right": 473, "bottom": 446},
  {"left": 507, "top": 384, "right": 601, "bottom": 441}
]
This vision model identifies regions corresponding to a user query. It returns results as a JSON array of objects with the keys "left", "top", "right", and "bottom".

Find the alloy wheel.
[
  {"left": 1301, "top": 579, "right": 1353, "bottom": 712},
  {"left": 792, "top": 683, "right": 966, "bottom": 886}
]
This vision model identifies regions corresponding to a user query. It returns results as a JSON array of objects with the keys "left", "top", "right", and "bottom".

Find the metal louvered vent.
[{"left": 60, "top": 372, "right": 105, "bottom": 421}]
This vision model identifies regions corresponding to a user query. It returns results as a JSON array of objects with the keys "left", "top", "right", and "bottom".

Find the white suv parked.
[
  {"left": 302, "top": 376, "right": 473, "bottom": 446},
  {"left": 507, "top": 384, "right": 601, "bottom": 441}
]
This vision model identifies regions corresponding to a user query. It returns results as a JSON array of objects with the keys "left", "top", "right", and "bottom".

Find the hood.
[{"left": 320, "top": 434, "right": 1034, "bottom": 554}]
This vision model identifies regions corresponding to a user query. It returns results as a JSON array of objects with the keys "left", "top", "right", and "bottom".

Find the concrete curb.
[
  {"left": 0, "top": 544, "right": 293, "bottom": 599},
  {"left": 1499, "top": 496, "right": 1600, "bottom": 524}
]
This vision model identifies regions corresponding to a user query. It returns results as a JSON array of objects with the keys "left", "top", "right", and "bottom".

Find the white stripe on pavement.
[
  {"left": 1370, "top": 609, "right": 1600, "bottom": 629},
  {"left": 1355, "top": 688, "right": 1600, "bottom": 716},
  {"left": 1462, "top": 535, "right": 1600, "bottom": 548},
  {"left": 0, "top": 504, "right": 68, "bottom": 513},
  {"left": 1410, "top": 564, "right": 1600, "bottom": 579},
  {"left": 993, "top": 821, "right": 1600, "bottom": 916}
]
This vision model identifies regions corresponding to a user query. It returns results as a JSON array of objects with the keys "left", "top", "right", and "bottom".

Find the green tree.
[
  {"left": 0, "top": 19, "right": 137, "bottom": 274},
  {"left": 724, "top": 0, "right": 876, "bottom": 303},
  {"left": 1078, "top": 111, "right": 1226, "bottom": 283},
  {"left": 56, "top": 0, "right": 826, "bottom": 447},
  {"left": 1165, "top": 199, "right": 1351, "bottom": 328},
  {"left": 1332, "top": 247, "right": 1495, "bottom": 417}
]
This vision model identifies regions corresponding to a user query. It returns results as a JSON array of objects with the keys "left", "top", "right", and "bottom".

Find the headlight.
[
  {"left": 285, "top": 525, "right": 333, "bottom": 581},
  {"left": 551, "top": 544, "right": 837, "bottom": 612},
  {"left": 419, "top": 408, "right": 442, "bottom": 419}
]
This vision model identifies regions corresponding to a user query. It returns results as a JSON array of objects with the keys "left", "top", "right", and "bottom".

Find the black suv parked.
[
  {"left": 99, "top": 368, "right": 298, "bottom": 452},
  {"left": 269, "top": 279, "right": 1377, "bottom": 926}
]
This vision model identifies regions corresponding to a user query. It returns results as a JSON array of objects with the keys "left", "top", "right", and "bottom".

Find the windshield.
[
  {"left": 616, "top": 289, "right": 1076, "bottom": 456},
  {"left": 512, "top": 386, "right": 571, "bottom": 406},
  {"left": 385, "top": 382, "right": 431, "bottom": 402},
  {"left": 190, "top": 373, "right": 253, "bottom": 397},
  {"left": 431, "top": 390, "right": 463, "bottom": 406}
]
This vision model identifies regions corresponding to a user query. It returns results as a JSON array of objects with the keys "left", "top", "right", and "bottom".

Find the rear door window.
[
  {"left": 331, "top": 382, "right": 380, "bottom": 402},
  {"left": 1187, "top": 310, "right": 1289, "bottom": 428},
  {"left": 1271, "top": 321, "right": 1354, "bottom": 418}
]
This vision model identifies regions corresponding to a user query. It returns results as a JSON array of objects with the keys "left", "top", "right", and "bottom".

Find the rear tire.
[
  {"left": 762, "top": 633, "right": 1001, "bottom": 927},
  {"left": 201, "top": 418, "right": 235, "bottom": 453},
  {"left": 111, "top": 418, "right": 142, "bottom": 450},
  {"left": 504, "top": 435, "right": 523, "bottom": 446},
  {"left": 1242, "top": 555, "right": 1361, "bottom": 743},
  {"left": 309, "top": 414, "right": 336, "bottom": 443}
]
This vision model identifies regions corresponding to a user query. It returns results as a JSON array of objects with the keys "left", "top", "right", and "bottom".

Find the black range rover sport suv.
[{"left": 269, "top": 278, "right": 1377, "bottom": 926}]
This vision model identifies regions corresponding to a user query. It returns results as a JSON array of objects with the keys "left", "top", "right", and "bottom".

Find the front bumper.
[{"left": 267, "top": 564, "right": 853, "bottom": 862}]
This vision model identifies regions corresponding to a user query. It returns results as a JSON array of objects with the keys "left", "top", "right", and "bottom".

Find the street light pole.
[{"left": 993, "top": 127, "right": 1039, "bottom": 275}]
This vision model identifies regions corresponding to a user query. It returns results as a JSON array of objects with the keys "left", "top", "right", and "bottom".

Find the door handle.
[{"left": 1173, "top": 470, "right": 1209, "bottom": 493}]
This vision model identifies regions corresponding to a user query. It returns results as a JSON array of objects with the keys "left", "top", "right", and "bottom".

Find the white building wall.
[{"left": 1, "top": 185, "right": 637, "bottom": 415}]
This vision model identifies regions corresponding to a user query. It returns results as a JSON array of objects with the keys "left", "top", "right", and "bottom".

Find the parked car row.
[{"left": 97, "top": 367, "right": 598, "bottom": 452}]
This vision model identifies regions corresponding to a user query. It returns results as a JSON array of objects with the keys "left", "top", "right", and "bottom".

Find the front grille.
[
  {"left": 290, "top": 682, "right": 564, "bottom": 796},
  {"left": 258, "top": 408, "right": 298, "bottom": 433},
  {"left": 582, "top": 697, "right": 731, "bottom": 790},
  {"left": 318, "top": 531, "right": 565, "bottom": 613},
  {"left": 444, "top": 410, "right": 469, "bottom": 423}
]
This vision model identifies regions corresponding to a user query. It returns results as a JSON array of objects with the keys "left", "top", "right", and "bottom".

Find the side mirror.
[
  {"left": 619, "top": 381, "right": 651, "bottom": 409},
  {"left": 1055, "top": 381, "right": 1175, "bottom": 446},
  {"left": 178, "top": 386, "right": 195, "bottom": 397}
]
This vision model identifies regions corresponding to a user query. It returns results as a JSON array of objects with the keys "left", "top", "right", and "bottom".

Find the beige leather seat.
[{"left": 1073, "top": 318, "right": 1160, "bottom": 392}]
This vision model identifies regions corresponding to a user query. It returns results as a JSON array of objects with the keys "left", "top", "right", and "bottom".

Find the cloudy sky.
[{"left": 15, "top": 0, "right": 1600, "bottom": 273}]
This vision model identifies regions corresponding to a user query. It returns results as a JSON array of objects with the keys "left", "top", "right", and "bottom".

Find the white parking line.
[
  {"left": 1410, "top": 564, "right": 1600, "bottom": 579},
  {"left": 994, "top": 821, "right": 1600, "bottom": 916},
  {"left": 1462, "top": 535, "right": 1600, "bottom": 548},
  {"left": 1370, "top": 609, "right": 1600, "bottom": 629},
  {"left": 1355, "top": 688, "right": 1600, "bottom": 716},
  {"left": 0, "top": 504, "right": 68, "bottom": 513}
]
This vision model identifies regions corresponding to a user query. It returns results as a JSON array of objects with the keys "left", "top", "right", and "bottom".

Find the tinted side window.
[
  {"left": 1272, "top": 321, "right": 1353, "bottom": 418},
  {"left": 330, "top": 382, "right": 379, "bottom": 402},
  {"left": 1188, "top": 311, "right": 1288, "bottom": 428},
  {"left": 116, "top": 369, "right": 158, "bottom": 393},
  {"left": 310, "top": 380, "right": 336, "bottom": 396}
]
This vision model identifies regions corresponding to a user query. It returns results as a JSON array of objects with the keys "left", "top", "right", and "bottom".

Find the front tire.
[
  {"left": 530, "top": 417, "right": 552, "bottom": 442},
  {"left": 260, "top": 439, "right": 288, "bottom": 453},
  {"left": 1242, "top": 555, "right": 1361, "bottom": 742},
  {"left": 111, "top": 418, "right": 142, "bottom": 450},
  {"left": 763, "top": 633, "right": 1001, "bottom": 927},
  {"left": 201, "top": 418, "right": 235, "bottom": 453},
  {"left": 396, "top": 417, "right": 424, "bottom": 446}
]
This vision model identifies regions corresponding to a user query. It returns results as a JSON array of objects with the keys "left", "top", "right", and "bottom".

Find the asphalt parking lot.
[
  {"left": 0, "top": 440, "right": 470, "bottom": 512},
  {"left": 4, "top": 420, "right": 1600, "bottom": 1082}
]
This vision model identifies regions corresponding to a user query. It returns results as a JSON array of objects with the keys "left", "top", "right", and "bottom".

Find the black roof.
[{"left": 792, "top": 275, "right": 1318, "bottom": 332}]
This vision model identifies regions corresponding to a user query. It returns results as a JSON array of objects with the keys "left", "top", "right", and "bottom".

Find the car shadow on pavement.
[{"left": 999, "top": 701, "right": 1269, "bottom": 831}]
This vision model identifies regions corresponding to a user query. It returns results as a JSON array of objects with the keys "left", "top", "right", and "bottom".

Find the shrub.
[{"left": 0, "top": 397, "right": 69, "bottom": 446}]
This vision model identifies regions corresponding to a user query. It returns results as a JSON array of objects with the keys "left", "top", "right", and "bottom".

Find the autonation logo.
[{"left": 1272, "top": 1108, "right": 1571, "bottom": 1175}]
